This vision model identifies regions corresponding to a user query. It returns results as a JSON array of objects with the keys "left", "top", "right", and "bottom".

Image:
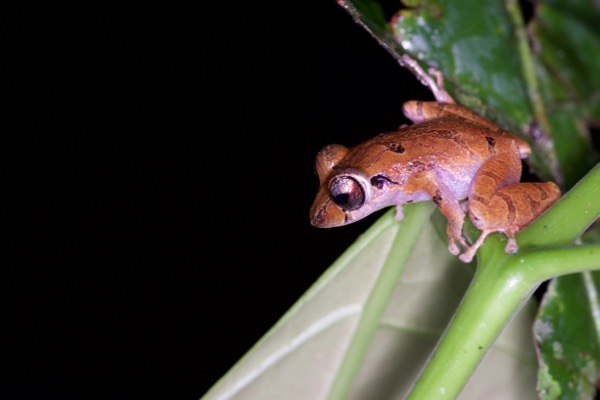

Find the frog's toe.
[
  {"left": 457, "top": 230, "right": 492, "bottom": 263},
  {"left": 504, "top": 236, "right": 519, "bottom": 254},
  {"left": 394, "top": 205, "right": 405, "bottom": 221},
  {"left": 448, "top": 241, "right": 461, "bottom": 255},
  {"left": 459, "top": 249, "right": 475, "bottom": 263}
]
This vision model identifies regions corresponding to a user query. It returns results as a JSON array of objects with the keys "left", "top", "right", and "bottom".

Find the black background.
[{"left": 6, "top": 2, "right": 433, "bottom": 398}]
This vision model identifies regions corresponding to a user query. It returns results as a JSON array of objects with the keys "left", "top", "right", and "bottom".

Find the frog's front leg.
[
  {"left": 394, "top": 204, "right": 404, "bottom": 221},
  {"left": 405, "top": 172, "right": 468, "bottom": 255},
  {"left": 435, "top": 192, "right": 469, "bottom": 256},
  {"left": 462, "top": 151, "right": 561, "bottom": 263}
]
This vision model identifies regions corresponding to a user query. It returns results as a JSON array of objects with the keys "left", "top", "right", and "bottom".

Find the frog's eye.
[{"left": 329, "top": 176, "right": 365, "bottom": 211}]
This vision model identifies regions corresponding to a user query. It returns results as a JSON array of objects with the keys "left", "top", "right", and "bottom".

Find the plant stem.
[
  {"left": 406, "top": 251, "right": 534, "bottom": 399},
  {"left": 405, "top": 245, "right": 600, "bottom": 398},
  {"left": 515, "top": 245, "right": 600, "bottom": 283}
]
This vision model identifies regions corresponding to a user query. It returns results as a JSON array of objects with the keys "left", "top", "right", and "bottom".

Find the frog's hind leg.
[
  {"left": 466, "top": 150, "right": 560, "bottom": 261},
  {"left": 464, "top": 150, "right": 521, "bottom": 261},
  {"left": 399, "top": 54, "right": 455, "bottom": 104},
  {"left": 402, "top": 101, "right": 510, "bottom": 134}
]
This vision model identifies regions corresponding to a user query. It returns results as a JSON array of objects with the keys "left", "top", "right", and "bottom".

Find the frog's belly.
[{"left": 436, "top": 165, "right": 479, "bottom": 200}]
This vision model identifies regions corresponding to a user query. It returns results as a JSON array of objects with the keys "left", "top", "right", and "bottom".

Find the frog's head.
[{"left": 310, "top": 144, "right": 388, "bottom": 228}]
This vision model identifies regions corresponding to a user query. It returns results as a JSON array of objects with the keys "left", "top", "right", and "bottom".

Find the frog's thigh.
[
  {"left": 471, "top": 182, "right": 560, "bottom": 236},
  {"left": 469, "top": 150, "right": 522, "bottom": 205}
]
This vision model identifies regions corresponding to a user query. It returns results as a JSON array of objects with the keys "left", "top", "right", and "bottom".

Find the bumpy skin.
[{"left": 309, "top": 101, "right": 561, "bottom": 263}]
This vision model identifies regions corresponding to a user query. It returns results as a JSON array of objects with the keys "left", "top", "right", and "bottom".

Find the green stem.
[
  {"left": 406, "top": 253, "right": 533, "bottom": 399},
  {"left": 516, "top": 245, "right": 600, "bottom": 283},
  {"left": 406, "top": 246, "right": 600, "bottom": 398}
]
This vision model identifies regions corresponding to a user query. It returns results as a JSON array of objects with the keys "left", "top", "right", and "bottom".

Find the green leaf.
[
  {"left": 534, "top": 1, "right": 600, "bottom": 119},
  {"left": 351, "top": 254, "right": 539, "bottom": 399},
  {"left": 203, "top": 205, "right": 539, "bottom": 399},
  {"left": 391, "top": 1, "right": 530, "bottom": 129},
  {"left": 534, "top": 273, "right": 600, "bottom": 400},
  {"left": 343, "top": 0, "right": 530, "bottom": 130},
  {"left": 347, "top": 0, "right": 598, "bottom": 186},
  {"left": 530, "top": 1, "right": 600, "bottom": 187},
  {"left": 203, "top": 203, "right": 434, "bottom": 400}
]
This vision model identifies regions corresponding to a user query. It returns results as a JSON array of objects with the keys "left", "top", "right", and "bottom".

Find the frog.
[{"left": 309, "top": 60, "right": 560, "bottom": 263}]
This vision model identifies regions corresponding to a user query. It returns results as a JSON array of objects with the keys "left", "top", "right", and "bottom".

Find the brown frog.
[{"left": 310, "top": 66, "right": 560, "bottom": 263}]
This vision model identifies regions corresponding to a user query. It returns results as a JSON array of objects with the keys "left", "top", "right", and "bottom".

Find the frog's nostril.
[
  {"left": 310, "top": 199, "right": 332, "bottom": 228},
  {"left": 311, "top": 212, "right": 324, "bottom": 227}
]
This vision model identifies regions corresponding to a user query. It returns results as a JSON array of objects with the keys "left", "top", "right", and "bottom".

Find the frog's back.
[
  {"left": 401, "top": 100, "right": 531, "bottom": 158},
  {"left": 340, "top": 117, "right": 522, "bottom": 176}
]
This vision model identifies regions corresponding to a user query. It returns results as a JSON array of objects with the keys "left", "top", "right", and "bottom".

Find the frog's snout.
[
  {"left": 310, "top": 204, "right": 335, "bottom": 228},
  {"left": 310, "top": 210, "right": 325, "bottom": 227},
  {"left": 310, "top": 197, "right": 347, "bottom": 228}
]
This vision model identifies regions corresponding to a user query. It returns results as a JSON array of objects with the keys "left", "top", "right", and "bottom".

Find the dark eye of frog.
[{"left": 329, "top": 176, "right": 365, "bottom": 211}]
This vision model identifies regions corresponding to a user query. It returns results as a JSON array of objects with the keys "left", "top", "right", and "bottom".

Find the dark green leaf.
[
  {"left": 534, "top": 274, "right": 600, "bottom": 400},
  {"left": 530, "top": 3, "right": 600, "bottom": 187}
]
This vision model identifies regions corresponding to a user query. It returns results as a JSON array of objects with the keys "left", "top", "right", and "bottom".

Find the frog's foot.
[
  {"left": 459, "top": 230, "right": 521, "bottom": 262},
  {"left": 445, "top": 220, "right": 468, "bottom": 256},
  {"left": 458, "top": 230, "right": 492, "bottom": 263},
  {"left": 399, "top": 54, "right": 455, "bottom": 104},
  {"left": 503, "top": 230, "right": 519, "bottom": 254},
  {"left": 448, "top": 240, "right": 461, "bottom": 256},
  {"left": 459, "top": 249, "right": 476, "bottom": 263},
  {"left": 427, "top": 67, "right": 455, "bottom": 104},
  {"left": 448, "top": 235, "right": 468, "bottom": 256}
]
